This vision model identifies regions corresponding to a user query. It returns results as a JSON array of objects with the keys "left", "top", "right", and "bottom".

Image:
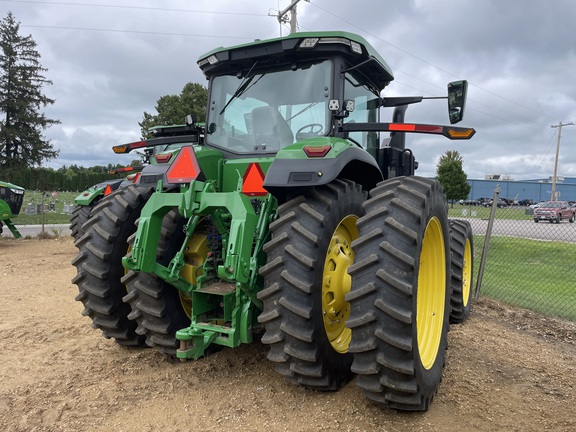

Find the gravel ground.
[{"left": 1, "top": 237, "right": 574, "bottom": 431}]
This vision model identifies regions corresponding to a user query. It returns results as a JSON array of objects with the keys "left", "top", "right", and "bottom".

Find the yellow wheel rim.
[
  {"left": 416, "top": 216, "right": 446, "bottom": 370},
  {"left": 462, "top": 237, "right": 472, "bottom": 307},
  {"left": 179, "top": 231, "right": 210, "bottom": 319},
  {"left": 322, "top": 215, "right": 358, "bottom": 354}
]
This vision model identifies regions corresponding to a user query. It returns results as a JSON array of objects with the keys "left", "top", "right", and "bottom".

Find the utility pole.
[
  {"left": 277, "top": 0, "right": 307, "bottom": 35},
  {"left": 550, "top": 121, "right": 574, "bottom": 200}
]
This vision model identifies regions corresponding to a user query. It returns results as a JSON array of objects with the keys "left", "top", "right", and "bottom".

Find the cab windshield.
[{"left": 206, "top": 60, "right": 332, "bottom": 153}]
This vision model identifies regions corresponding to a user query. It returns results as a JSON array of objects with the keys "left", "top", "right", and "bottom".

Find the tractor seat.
[{"left": 251, "top": 106, "right": 294, "bottom": 151}]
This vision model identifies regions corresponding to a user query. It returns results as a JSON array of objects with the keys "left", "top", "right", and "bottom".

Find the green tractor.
[
  {"left": 0, "top": 180, "right": 25, "bottom": 238},
  {"left": 69, "top": 124, "right": 200, "bottom": 242},
  {"left": 72, "top": 31, "right": 475, "bottom": 411}
]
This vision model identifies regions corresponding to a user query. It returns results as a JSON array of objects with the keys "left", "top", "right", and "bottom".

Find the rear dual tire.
[
  {"left": 346, "top": 176, "right": 451, "bottom": 411},
  {"left": 71, "top": 185, "right": 154, "bottom": 345},
  {"left": 258, "top": 179, "right": 366, "bottom": 390},
  {"left": 449, "top": 219, "right": 474, "bottom": 324},
  {"left": 122, "top": 211, "right": 208, "bottom": 356}
]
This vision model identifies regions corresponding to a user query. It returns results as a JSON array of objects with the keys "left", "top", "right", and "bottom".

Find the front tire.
[
  {"left": 347, "top": 176, "right": 451, "bottom": 411},
  {"left": 258, "top": 179, "right": 366, "bottom": 390},
  {"left": 71, "top": 185, "right": 154, "bottom": 345},
  {"left": 449, "top": 219, "right": 474, "bottom": 324}
]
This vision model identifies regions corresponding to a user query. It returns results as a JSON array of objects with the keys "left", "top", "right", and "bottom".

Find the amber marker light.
[
  {"left": 446, "top": 128, "right": 476, "bottom": 139},
  {"left": 113, "top": 141, "right": 149, "bottom": 154}
]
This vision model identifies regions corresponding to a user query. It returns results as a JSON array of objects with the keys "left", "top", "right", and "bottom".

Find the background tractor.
[
  {"left": 69, "top": 123, "right": 200, "bottom": 242},
  {"left": 0, "top": 180, "right": 25, "bottom": 238},
  {"left": 72, "top": 31, "right": 475, "bottom": 411}
]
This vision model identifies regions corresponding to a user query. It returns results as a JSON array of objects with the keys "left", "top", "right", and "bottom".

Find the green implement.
[{"left": 0, "top": 181, "right": 25, "bottom": 238}]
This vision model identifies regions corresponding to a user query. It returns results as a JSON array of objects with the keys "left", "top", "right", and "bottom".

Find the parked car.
[
  {"left": 458, "top": 199, "right": 481, "bottom": 206},
  {"left": 483, "top": 198, "right": 508, "bottom": 208},
  {"left": 518, "top": 199, "right": 536, "bottom": 207},
  {"left": 533, "top": 201, "right": 575, "bottom": 223}
]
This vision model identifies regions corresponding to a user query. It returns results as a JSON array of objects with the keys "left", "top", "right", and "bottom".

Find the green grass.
[
  {"left": 11, "top": 190, "right": 78, "bottom": 225},
  {"left": 474, "top": 235, "right": 576, "bottom": 321}
]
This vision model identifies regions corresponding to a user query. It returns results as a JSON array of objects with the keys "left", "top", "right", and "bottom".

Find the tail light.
[{"left": 303, "top": 145, "right": 331, "bottom": 158}]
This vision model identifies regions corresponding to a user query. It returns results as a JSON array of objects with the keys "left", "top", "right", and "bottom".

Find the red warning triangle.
[
  {"left": 242, "top": 163, "right": 267, "bottom": 196},
  {"left": 166, "top": 146, "right": 201, "bottom": 184}
]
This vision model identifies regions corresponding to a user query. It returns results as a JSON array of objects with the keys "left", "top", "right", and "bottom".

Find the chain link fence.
[{"left": 451, "top": 201, "right": 576, "bottom": 322}]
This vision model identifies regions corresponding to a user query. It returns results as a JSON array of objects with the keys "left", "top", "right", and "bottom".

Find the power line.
[
  {"left": 5, "top": 0, "right": 561, "bottom": 126},
  {"left": 392, "top": 72, "right": 549, "bottom": 131},
  {"left": 531, "top": 129, "right": 558, "bottom": 176},
  {"left": 20, "top": 24, "right": 255, "bottom": 40},
  {"left": 11, "top": 0, "right": 566, "bottom": 135},
  {"left": 307, "top": 1, "right": 557, "bottom": 123},
  {"left": 0, "top": 0, "right": 269, "bottom": 17}
]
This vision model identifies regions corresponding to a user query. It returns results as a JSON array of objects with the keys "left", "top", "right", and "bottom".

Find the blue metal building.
[{"left": 467, "top": 177, "right": 576, "bottom": 202}]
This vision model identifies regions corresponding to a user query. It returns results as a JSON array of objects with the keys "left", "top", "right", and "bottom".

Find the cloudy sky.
[{"left": 4, "top": 0, "right": 576, "bottom": 180}]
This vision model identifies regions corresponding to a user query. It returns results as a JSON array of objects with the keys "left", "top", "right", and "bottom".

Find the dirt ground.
[{"left": 1, "top": 237, "right": 575, "bottom": 432}]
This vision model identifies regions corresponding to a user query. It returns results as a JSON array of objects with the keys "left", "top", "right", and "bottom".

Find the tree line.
[{"left": 8, "top": 164, "right": 131, "bottom": 192}]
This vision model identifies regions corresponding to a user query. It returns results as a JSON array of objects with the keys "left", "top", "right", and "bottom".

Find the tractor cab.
[{"left": 199, "top": 31, "right": 393, "bottom": 156}]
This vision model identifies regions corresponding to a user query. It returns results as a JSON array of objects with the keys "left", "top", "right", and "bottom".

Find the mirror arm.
[{"left": 380, "top": 96, "right": 423, "bottom": 108}]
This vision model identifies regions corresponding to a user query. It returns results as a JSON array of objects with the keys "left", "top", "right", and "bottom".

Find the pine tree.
[
  {"left": 0, "top": 11, "right": 60, "bottom": 178},
  {"left": 436, "top": 150, "right": 471, "bottom": 205}
]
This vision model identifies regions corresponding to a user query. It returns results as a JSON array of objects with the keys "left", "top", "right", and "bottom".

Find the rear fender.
[
  {"left": 74, "top": 179, "right": 125, "bottom": 206},
  {"left": 263, "top": 142, "right": 383, "bottom": 201}
]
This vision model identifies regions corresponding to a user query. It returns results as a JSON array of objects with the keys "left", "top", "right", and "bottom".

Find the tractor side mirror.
[{"left": 447, "top": 80, "right": 468, "bottom": 124}]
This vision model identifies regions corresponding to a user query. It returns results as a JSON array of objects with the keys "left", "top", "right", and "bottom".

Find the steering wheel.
[{"left": 296, "top": 123, "right": 323, "bottom": 141}]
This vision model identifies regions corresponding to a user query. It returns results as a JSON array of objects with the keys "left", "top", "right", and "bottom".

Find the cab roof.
[
  {"left": 198, "top": 31, "right": 394, "bottom": 90},
  {"left": 0, "top": 181, "right": 24, "bottom": 190}
]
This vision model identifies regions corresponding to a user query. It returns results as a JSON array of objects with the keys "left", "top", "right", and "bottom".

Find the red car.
[{"left": 533, "top": 201, "right": 575, "bottom": 223}]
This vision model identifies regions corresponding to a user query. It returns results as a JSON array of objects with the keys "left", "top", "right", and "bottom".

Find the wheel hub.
[{"left": 322, "top": 215, "right": 358, "bottom": 354}]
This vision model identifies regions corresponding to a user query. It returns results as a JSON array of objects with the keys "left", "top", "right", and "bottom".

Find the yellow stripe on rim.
[
  {"left": 462, "top": 237, "right": 472, "bottom": 307},
  {"left": 417, "top": 216, "right": 446, "bottom": 370},
  {"left": 322, "top": 215, "right": 358, "bottom": 354}
]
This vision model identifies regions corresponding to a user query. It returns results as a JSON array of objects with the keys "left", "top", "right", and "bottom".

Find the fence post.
[{"left": 474, "top": 184, "right": 500, "bottom": 300}]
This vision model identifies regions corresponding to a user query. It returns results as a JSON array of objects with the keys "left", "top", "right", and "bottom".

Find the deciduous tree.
[
  {"left": 436, "top": 150, "right": 471, "bottom": 205},
  {"left": 139, "top": 82, "right": 208, "bottom": 138}
]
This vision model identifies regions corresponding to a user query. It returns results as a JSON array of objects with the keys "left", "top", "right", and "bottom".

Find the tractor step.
[{"left": 196, "top": 281, "right": 236, "bottom": 294}]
